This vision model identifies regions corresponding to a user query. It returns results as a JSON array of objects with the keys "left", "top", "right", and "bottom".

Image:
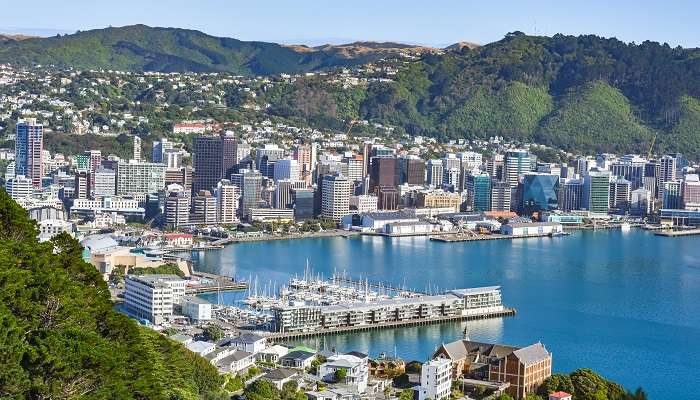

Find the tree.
[
  {"left": 524, "top": 394, "right": 544, "bottom": 400},
  {"left": 245, "top": 379, "right": 280, "bottom": 400},
  {"left": 538, "top": 373, "right": 575, "bottom": 397},
  {"left": 334, "top": 368, "right": 347, "bottom": 382},
  {"left": 494, "top": 394, "right": 514, "bottom": 400},
  {"left": 398, "top": 389, "right": 415, "bottom": 400},
  {"left": 203, "top": 325, "right": 224, "bottom": 341}
]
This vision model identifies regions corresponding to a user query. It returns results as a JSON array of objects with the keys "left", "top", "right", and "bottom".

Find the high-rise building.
[
  {"left": 662, "top": 180, "right": 682, "bottom": 209},
  {"left": 682, "top": 174, "right": 700, "bottom": 210},
  {"left": 630, "top": 188, "right": 652, "bottom": 216},
  {"left": 238, "top": 169, "right": 263, "bottom": 219},
  {"left": 486, "top": 154, "right": 504, "bottom": 181},
  {"left": 427, "top": 160, "right": 444, "bottom": 187},
  {"left": 610, "top": 161, "right": 644, "bottom": 190},
  {"left": 583, "top": 170, "right": 611, "bottom": 216},
  {"left": 221, "top": 133, "right": 238, "bottom": 178},
  {"left": 369, "top": 157, "right": 398, "bottom": 193},
  {"left": 152, "top": 139, "right": 174, "bottom": 163},
  {"left": 399, "top": 156, "right": 426, "bottom": 186},
  {"left": 608, "top": 178, "right": 632, "bottom": 213},
  {"left": 343, "top": 155, "right": 365, "bottom": 182},
  {"left": 275, "top": 179, "right": 306, "bottom": 209},
  {"left": 558, "top": 178, "right": 583, "bottom": 211},
  {"left": 294, "top": 143, "right": 316, "bottom": 185},
  {"left": 15, "top": 119, "right": 44, "bottom": 188},
  {"left": 321, "top": 174, "right": 352, "bottom": 222},
  {"left": 505, "top": 150, "right": 530, "bottom": 188},
  {"left": 256, "top": 144, "right": 284, "bottom": 178},
  {"left": 417, "top": 359, "right": 452, "bottom": 400},
  {"left": 659, "top": 155, "right": 677, "bottom": 193},
  {"left": 116, "top": 160, "right": 166, "bottom": 196},
  {"left": 273, "top": 159, "right": 300, "bottom": 182},
  {"left": 193, "top": 135, "right": 223, "bottom": 193},
  {"left": 292, "top": 188, "right": 315, "bottom": 221},
  {"left": 73, "top": 171, "right": 91, "bottom": 200},
  {"left": 133, "top": 136, "right": 142, "bottom": 161},
  {"left": 457, "top": 151, "right": 483, "bottom": 171},
  {"left": 93, "top": 167, "right": 116, "bottom": 197},
  {"left": 5, "top": 175, "right": 33, "bottom": 200},
  {"left": 85, "top": 150, "right": 102, "bottom": 189},
  {"left": 349, "top": 194, "right": 379, "bottom": 213},
  {"left": 490, "top": 180, "right": 512, "bottom": 212},
  {"left": 376, "top": 186, "right": 400, "bottom": 210},
  {"left": 163, "top": 185, "right": 190, "bottom": 228},
  {"left": 216, "top": 180, "right": 240, "bottom": 224},
  {"left": 465, "top": 172, "right": 492, "bottom": 212},
  {"left": 191, "top": 190, "right": 217, "bottom": 225},
  {"left": 521, "top": 173, "right": 560, "bottom": 213},
  {"left": 442, "top": 154, "right": 461, "bottom": 188},
  {"left": 165, "top": 167, "right": 193, "bottom": 194}
]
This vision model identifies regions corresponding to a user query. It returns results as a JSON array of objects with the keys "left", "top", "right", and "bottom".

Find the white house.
[
  {"left": 257, "top": 344, "right": 290, "bottom": 364},
  {"left": 186, "top": 341, "right": 216, "bottom": 356},
  {"left": 228, "top": 333, "right": 267, "bottom": 354},
  {"left": 181, "top": 296, "right": 212, "bottom": 321},
  {"left": 318, "top": 353, "right": 369, "bottom": 393},
  {"left": 280, "top": 350, "right": 316, "bottom": 370},
  {"left": 416, "top": 359, "right": 452, "bottom": 400},
  {"left": 261, "top": 368, "right": 300, "bottom": 390},
  {"left": 215, "top": 350, "right": 256, "bottom": 374}
]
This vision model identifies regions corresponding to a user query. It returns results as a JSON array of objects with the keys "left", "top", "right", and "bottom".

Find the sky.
[{"left": 0, "top": 0, "right": 698, "bottom": 47}]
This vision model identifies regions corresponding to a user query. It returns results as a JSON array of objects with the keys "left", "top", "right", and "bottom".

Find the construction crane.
[
  {"left": 344, "top": 120, "right": 357, "bottom": 137},
  {"left": 647, "top": 135, "right": 657, "bottom": 159}
]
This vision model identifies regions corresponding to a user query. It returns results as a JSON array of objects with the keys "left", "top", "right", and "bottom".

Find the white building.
[
  {"left": 5, "top": 174, "right": 33, "bottom": 200},
  {"left": 349, "top": 195, "right": 378, "bottom": 213},
  {"left": 417, "top": 359, "right": 452, "bottom": 400},
  {"left": 228, "top": 333, "right": 267, "bottom": 354},
  {"left": 93, "top": 167, "right": 116, "bottom": 196},
  {"left": 322, "top": 174, "right": 352, "bottom": 222},
  {"left": 124, "top": 274, "right": 187, "bottom": 324},
  {"left": 500, "top": 222, "right": 563, "bottom": 236},
  {"left": 181, "top": 296, "right": 212, "bottom": 321},
  {"left": 37, "top": 219, "right": 73, "bottom": 242},
  {"left": 116, "top": 160, "right": 166, "bottom": 196},
  {"left": 216, "top": 180, "right": 240, "bottom": 224},
  {"left": 319, "top": 353, "right": 369, "bottom": 393}
]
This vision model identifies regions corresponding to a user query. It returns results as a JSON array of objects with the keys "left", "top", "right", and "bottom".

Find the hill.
[
  {"left": 0, "top": 189, "right": 227, "bottom": 399},
  {"left": 0, "top": 25, "right": 432, "bottom": 75},
  {"left": 264, "top": 32, "right": 700, "bottom": 157}
]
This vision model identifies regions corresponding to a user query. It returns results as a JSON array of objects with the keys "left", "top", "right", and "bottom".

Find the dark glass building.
[
  {"left": 292, "top": 188, "right": 315, "bottom": 221},
  {"left": 369, "top": 157, "right": 398, "bottom": 193},
  {"left": 399, "top": 157, "right": 426, "bottom": 185},
  {"left": 521, "top": 173, "right": 560, "bottom": 213}
]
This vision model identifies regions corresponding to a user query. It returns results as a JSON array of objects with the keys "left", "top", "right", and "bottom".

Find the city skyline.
[{"left": 1, "top": 0, "right": 699, "bottom": 47}]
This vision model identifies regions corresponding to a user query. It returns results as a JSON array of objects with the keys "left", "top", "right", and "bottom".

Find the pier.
[
  {"left": 266, "top": 308, "right": 517, "bottom": 341},
  {"left": 186, "top": 270, "right": 248, "bottom": 294},
  {"left": 654, "top": 228, "right": 700, "bottom": 237},
  {"left": 430, "top": 232, "right": 560, "bottom": 242}
]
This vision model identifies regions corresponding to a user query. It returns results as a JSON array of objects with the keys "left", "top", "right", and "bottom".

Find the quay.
[
  {"left": 655, "top": 228, "right": 700, "bottom": 237},
  {"left": 266, "top": 308, "right": 517, "bottom": 341},
  {"left": 209, "top": 230, "right": 360, "bottom": 246},
  {"left": 430, "top": 232, "right": 560, "bottom": 243},
  {"left": 186, "top": 270, "right": 248, "bottom": 294}
]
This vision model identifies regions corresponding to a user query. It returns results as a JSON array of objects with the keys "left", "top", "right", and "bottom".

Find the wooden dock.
[
  {"left": 266, "top": 308, "right": 517, "bottom": 341},
  {"left": 186, "top": 270, "right": 248, "bottom": 294}
]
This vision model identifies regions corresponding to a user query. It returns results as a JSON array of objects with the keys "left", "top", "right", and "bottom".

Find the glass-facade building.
[
  {"left": 465, "top": 172, "right": 492, "bottom": 212},
  {"left": 521, "top": 173, "right": 559, "bottom": 213}
]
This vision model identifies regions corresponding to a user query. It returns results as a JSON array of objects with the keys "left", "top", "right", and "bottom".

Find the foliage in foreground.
[
  {"left": 0, "top": 188, "right": 225, "bottom": 399},
  {"left": 539, "top": 369, "right": 648, "bottom": 400}
]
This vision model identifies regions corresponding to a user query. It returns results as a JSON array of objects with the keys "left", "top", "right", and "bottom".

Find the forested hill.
[
  {"left": 265, "top": 32, "right": 700, "bottom": 157},
  {"left": 0, "top": 25, "right": 433, "bottom": 75},
  {"left": 0, "top": 189, "right": 227, "bottom": 399}
]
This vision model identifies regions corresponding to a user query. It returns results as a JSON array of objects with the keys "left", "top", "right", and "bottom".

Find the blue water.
[{"left": 193, "top": 230, "right": 700, "bottom": 399}]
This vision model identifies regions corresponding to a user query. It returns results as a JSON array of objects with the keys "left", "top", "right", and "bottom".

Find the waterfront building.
[
  {"left": 662, "top": 180, "right": 682, "bottom": 209},
  {"left": 181, "top": 296, "right": 212, "bottom": 321},
  {"left": 163, "top": 185, "right": 191, "bottom": 228},
  {"left": 15, "top": 118, "right": 44, "bottom": 188},
  {"left": 273, "top": 286, "right": 504, "bottom": 333},
  {"left": 191, "top": 190, "right": 217, "bottom": 225},
  {"left": 124, "top": 274, "right": 186, "bottom": 324},
  {"left": 376, "top": 185, "right": 400, "bottom": 210},
  {"left": 433, "top": 340, "right": 551, "bottom": 399},
  {"left": 216, "top": 180, "right": 240, "bottom": 224},
  {"left": 557, "top": 178, "right": 583, "bottom": 212},
  {"left": 490, "top": 180, "right": 511, "bottom": 212},
  {"left": 292, "top": 188, "right": 315, "bottom": 221},
  {"left": 500, "top": 222, "right": 563, "bottom": 236},
  {"left": 521, "top": 173, "right": 559, "bottom": 213},
  {"left": 275, "top": 179, "right": 306, "bottom": 209},
  {"left": 415, "top": 190, "right": 461, "bottom": 212},
  {"left": 427, "top": 159, "right": 444, "bottom": 187},
  {"left": 416, "top": 358, "right": 452, "bottom": 400},
  {"left": 93, "top": 167, "right": 116, "bottom": 196},
  {"left": 659, "top": 209, "right": 700, "bottom": 226},
  {"left": 465, "top": 172, "right": 492, "bottom": 212},
  {"left": 71, "top": 196, "right": 145, "bottom": 222},
  {"left": 350, "top": 194, "right": 379, "bottom": 213},
  {"left": 399, "top": 156, "right": 426, "bottom": 186},
  {"left": 116, "top": 160, "right": 166, "bottom": 196},
  {"left": 630, "top": 188, "right": 652, "bottom": 216},
  {"left": 249, "top": 208, "right": 295, "bottom": 222},
  {"left": 608, "top": 177, "right": 632, "bottom": 214},
  {"left": 319, "top": 353, "right": 369, "bottom": 393},
  {"left": 322, "top": 174, "right": 352, "bottom": 222},
  {"left": 583, "top": 170, "right": 611, "bottom": 216},
  {"left": 682, "top": 174, "right": 700, "bottom": 210}
]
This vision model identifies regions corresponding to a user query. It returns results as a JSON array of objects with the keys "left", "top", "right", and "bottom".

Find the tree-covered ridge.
[
  {"left": 0, "top": 189, "right": 225, "bottom": 399},
  {"left": 263, "top": 32, "right": 700, "bottom": 157},
  {"left": 0, "top": 25, "right": 423, "bottom": 75}
]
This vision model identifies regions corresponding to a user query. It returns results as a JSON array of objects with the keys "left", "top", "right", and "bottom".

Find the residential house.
[
  {"left": 261, "top": 368, "right": 300, "bottom": 390},
  {"left": 280, "top": 350, "right": 316, "bottom": 370},
  {"left": 318, "top": 353, "right": 369, "bottom": 393}
]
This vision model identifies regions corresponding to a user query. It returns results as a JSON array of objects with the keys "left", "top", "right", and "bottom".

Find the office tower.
[
  {"left": 349, "top": 194, "right": 379, "bottom": 213},
  {"left": 457, "top": 151, "right": 483, "bottom": 171},
  {"left": 238, "top": 169, "right": 263, "bottom": 219},
  {"left": 5, "top": 175, "right": 33, "bottom": 200},
  {"left": 73, "top": 172, "right": 90, "bottom": 200},
  {"left": 275, "top": 179, "right": 306, "bottom": 209},
  {"left": 376, "top": 186, "right": 400, "bottom": 210},
  {"left": 399, "top": 156, "right": 426, "bottom": 186},
  {"left": 371, "top": 145, "right": 395, "bottom": 158},
  {"left": 575, "top": 157, "right": 590, "bottom": 176},
  {"left": 321, "top": 174, "right": 352, "bottom": 221},
  {"left": 92, "top": 167, "right": 116, "bottom": 197},
  {"left": 15, "top": 118, "right": 44, "bottom": 188},
  {"left": 608, "top": 177, "right": 632, "bottom": 213},
  {"left": 369, "top": 157, "right": 398, "bottom": 193},
  {"left": 292, "top": 188, "right": 315, "bottom": 221},
  {"left": 220, "top": 133, "right": 238, "bottom": 179},
  {"left": 427, "top": 159, "right": 444, "bottom": 187},
  {"left": 361, "top": 142, "right": 372, "bottom": 179},
  {"left": 4, "top": 161, "right": 15, "bottom": 181},
  {"left": 520, "top": 173, "right": 559, "bottom": 213},
  {"left": 490, "top": 180, "right": 511, "bottom": 212},
  {"left": 630, "top": 188, "right": 652, "bottom": 216},
  {"left": 343, "top": 155, "right": 365, "bottom": 182},
  {"left": 256, "top": 144, "right": 284, "bottom": 178},
  {"left": 152, "top": 139, "right": 173, "bottom": 163},
  {"left": 682, "top": 174, "right": 700, "bottom": 210},
  {"left": 442, "top": 154, "right": 461, "bottom": 187},
  {"left": 583, "top": 170, "right": 611, "bottom": 216},
  {"left": 465, "top": 172, "right": 492, "bottom": 212},
  {"left": 191, "top": 190, "right": 217, "bottom": 225},
  {"left": 274, "top": 159, "right": 300, "bottom": 182},
  {"left": 596, "top": 153, "right": 617, "bottom": 170},
  {"left": 610, "top": 161, "right": 644, "bottom": 190},
  {"left": 662, "top": 180, "right": 682, "bottom": 209},
  {"left": 165, "top": 166, "right": 193, "bottom": 194},
  {"left": 164, "top": 185, "right": 190, "bottom": 228},
  {"left": 116, "top": 160, "right": 166, "bottom": 196},
  {"left": 193, "top": 135, "right": 223, "bottom": 193},
  {"left": 487, "top": 154, "right": 504, "bottom": 181},
  {"left": 444, "top": 168, "right": 460, "bottom": 191},
  {"left": 642, "top": 176, "right": 657, "bottom": 200},
  {"left": 133, "top": 136, "right": 142, "bottom": 161},
  {"left": 294, "top": 143, "right": 316, "bottom": 185},
  {"left": 659, "top": 155, "right": 677, "bottom": 189},
  {"left": 216, "top": 180, "right": 240, "bottom": 224},
  {"left": 558, "top": 178, "right": 583, "bottom": 211},
  {"left": 505, "top": 150, "right": 529, "bottom": 188}
]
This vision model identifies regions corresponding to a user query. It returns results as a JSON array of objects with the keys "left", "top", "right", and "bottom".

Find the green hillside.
[{"left": 0, "top": 189, "right": 226, "bottom": 399}]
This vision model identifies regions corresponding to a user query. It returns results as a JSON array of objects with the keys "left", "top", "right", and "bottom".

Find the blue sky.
[{"left": 0, "top": 0, "right": 697, "bottom": 47}]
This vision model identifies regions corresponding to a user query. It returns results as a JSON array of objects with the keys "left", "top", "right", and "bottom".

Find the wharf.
[
  {"left": 430, "top": 232, "right": 558, "bottom": 242},
  {"left": 186, "top": 270, "right": 248, "bottom": 294},
  {"left": 209, "top": 230, "right": 360, "bottom": 246},
  {"left": 655, "top": 229, "right": 700, "bottom": 237},
  {"left": 266, "top": 308, "right": 516, "bottom": 341},
  {"left": 331, "top": 276, "right": 425, "bottom": 295}
]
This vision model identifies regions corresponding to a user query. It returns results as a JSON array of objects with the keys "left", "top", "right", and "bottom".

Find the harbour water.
[{"left": 194, "top": 229, "right": 700, "bottom": 399}]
